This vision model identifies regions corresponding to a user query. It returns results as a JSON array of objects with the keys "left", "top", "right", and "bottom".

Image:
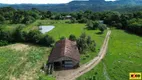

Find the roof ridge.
[{"left": 63, "top": 39, "right": 66, "bottom": 55}]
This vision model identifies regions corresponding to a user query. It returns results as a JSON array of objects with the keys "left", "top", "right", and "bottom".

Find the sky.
[{"left": 0, "top": 0, "right": 116, "bottom": 4}]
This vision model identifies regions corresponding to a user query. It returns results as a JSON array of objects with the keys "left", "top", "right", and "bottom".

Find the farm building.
[
  {"left": 65, "top": 15, "right": 72, "bottom": 19},
  {"left": 47, "top": 39, "right": 80, "bottom": 72}
]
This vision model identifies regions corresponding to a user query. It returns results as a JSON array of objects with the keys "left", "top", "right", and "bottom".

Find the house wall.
[{"left": 49, "top": 56, "right": 79, "bottom": 70}]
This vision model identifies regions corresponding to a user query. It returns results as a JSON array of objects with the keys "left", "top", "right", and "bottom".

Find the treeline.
[
  {"left": 64, "top": 10, "right": 142, "bottom": 35},
  {"left": 0, "top": 25, "right": 54, "bottom": 46},
  {"left": 0, "top": 7, "right": 52, "bottom": 24}
]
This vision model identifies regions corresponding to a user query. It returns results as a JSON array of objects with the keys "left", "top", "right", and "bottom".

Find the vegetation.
[
  {"left": 0, "top": 43, "right": 51, "bottom": 80},
  {"left": 0, "top": 26, "right": 55, "bottom": 47},
  {"left": 1, "top": 5, "right": 142, "bottom": 80},
  {"left": 0, "top": 6, "right": 142, "bottom": 36},
  {"left": 0, "top": 18, "right": 107, "bottom": 80},
  {"left": 46, "top": 21, "right": 107, "bottom": 64},
  {"left": 0, "top": 0, "right": 142, "bottom": 12},
  {"left": 77, "top": 33, "right": 96, "bottom": 54},
  {"left": 69, "top": 34, "right": 76, "bottom": 41},
  {"left": 77, "top": 29, "right": 142, "bottom": 80}
]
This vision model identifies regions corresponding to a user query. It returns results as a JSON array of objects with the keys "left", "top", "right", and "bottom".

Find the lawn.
[{"left": 77, "top": 29, "right": 142, "bottom": 80}]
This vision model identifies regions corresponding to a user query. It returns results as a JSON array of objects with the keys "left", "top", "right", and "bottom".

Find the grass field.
[{"left": 77, "top": 29, "right": 142, "bottom": 80}]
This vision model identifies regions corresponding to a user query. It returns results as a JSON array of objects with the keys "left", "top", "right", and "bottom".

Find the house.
[
  {"left": 99, "top": 20, "right": 104, "bottom": 24},
  {"left": 47, "top": 39, "right": 80, "bottom": 71},
  {"left": 65, "top": 15, "right": 72, "bottom": 19}
]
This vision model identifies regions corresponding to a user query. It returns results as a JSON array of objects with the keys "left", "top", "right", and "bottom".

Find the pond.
[{"left": 39, "top": 25, "right": 55, "bottom": 34}]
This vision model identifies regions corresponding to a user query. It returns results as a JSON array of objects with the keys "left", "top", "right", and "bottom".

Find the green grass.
[
  {"left": 39, "top": 74, "right": 55, "bottom": 80},
  {"left": 77, "top": 29, "right": 142, "bottom": 80}
]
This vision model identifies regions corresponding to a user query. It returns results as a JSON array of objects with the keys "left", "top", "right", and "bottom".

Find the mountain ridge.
[{"left": 0, "top": 0, "right": 142, "bottom": 12}]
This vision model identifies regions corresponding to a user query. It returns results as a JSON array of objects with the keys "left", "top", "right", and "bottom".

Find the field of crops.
[{"left": 77, "top": 29, "right": 142, "bottom": 80}]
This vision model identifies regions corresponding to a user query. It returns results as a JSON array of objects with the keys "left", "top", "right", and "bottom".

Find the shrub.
[
  {"left": 40, "top": 35, "right": 55, "bottom": 47},
  {"left": 69, "top": 34, "right": 76, "bottom": 41},
  {"left": 0, "top": 40, "right": 9, "bottom": 46},
  {"left": 60, "top": 36, "right": 66, "bottom": 40}
]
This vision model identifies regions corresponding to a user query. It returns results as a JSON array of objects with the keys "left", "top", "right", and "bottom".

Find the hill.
[{"left": 0, "top": 0, "right": 142, "bottom": 12}]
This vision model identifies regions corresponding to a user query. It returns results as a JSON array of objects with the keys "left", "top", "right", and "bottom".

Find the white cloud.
[
  {"left": 0, "top": 0, "right": 116, "bottom": 4},
  {"left": 0, "top": 0, "right": 73, "bottom": 4},
  {"left": 105, "top": 0, "right": 116, "bottom": 1}
]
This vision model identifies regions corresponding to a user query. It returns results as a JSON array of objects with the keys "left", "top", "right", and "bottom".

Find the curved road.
[{"left": 54, "top": 30, "right": 111, "bottom": 80}]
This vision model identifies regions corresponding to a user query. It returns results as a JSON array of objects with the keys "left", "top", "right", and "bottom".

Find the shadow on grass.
[
  {"left": 124, "top": 30, "right": 142, "bottom": 37},
  {"left": 96, "top": 32, "right": 103, "bottom": 35}
]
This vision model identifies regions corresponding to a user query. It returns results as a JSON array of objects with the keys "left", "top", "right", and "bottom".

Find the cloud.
[
  {"left": 0, "top": 0, "right": 116, "bottom": 4},
  {"left": 0, "top": 0, "right": 73, "bottom": 4},
  {"left": 105, "top": 0, "right": 116, "bottom": 1}
]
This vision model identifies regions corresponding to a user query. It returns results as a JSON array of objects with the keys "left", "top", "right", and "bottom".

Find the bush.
[
  {"left": 0, "top": 40, "right": 9, "bottom": 46},
  {"left": 60, "top": 36, "right": 66, "bottom": 40},
  {"left": 40, "top": 35, "right": 55, "bottom": 47},
  {"left": 27, "top": 30, "right": 43, "bottom": 43},
  {"left": 69, "top": 34, "right": 76, "bottom": 41}
]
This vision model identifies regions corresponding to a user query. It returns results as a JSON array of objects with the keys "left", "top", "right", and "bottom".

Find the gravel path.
[{"left": 54, "top": 30, "right": 111, "bottom": 80}]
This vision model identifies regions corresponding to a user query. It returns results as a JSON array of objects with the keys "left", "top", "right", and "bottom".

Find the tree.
[
  {"left": 22, "top": 16, "right": 35, "bottom": 24},
  {"left": 0, "top": 15, "right": 5, "bottom": 24},
  {"left": 70, "top": 17, "right": 77, "bottom": 23},
  {"left": 77, "top": 33, "right": 96, "bottom": 54},
  {"left": 98, "top": 24, "right": 107, "bottom": 33},
  {"left": 77, "top": 33, "right": 87, "bottom": 53},
  {"left": 13, "top": 25, "right": 25, "bottom": 42},
  {"left": 69, "top": 34, "right": 76, "bottom": 41},
  {"left": 27, "top": 30, "right": 42, "bottom": 43},
  {"left": 86, "top": 20, "right": 94, "bottom": 29},
  {"left": 86, "top": 21, "right": 99, "bottom": 30},
  {"left": 40, "top": 35, "right": 55, "bottom": 46}
]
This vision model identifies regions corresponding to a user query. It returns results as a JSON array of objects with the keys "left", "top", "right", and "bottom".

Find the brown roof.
[{"left": 48, "top": 39, "right": 80, "bottom": 63}]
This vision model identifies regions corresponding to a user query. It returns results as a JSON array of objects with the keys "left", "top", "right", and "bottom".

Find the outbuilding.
[
  {"left": 65, "top": 15, "right": 72, "bottom": 19},
  {"left": 47, "top": 39, "right": 80, "bottom": 71}
]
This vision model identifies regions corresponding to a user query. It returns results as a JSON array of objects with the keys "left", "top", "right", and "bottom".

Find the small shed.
[{"left": 48, "top": 39, "right": 80, "bottom": 70}]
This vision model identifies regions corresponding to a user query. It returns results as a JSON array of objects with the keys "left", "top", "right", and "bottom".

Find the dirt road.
[{"left": 54, "top": 30, "right": 111, "bottom": 80}]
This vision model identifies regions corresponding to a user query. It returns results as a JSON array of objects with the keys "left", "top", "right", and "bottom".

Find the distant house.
[
  {"left": 47, "top": 39, "right": 80, "bottom": 72},
  {"left": 65, "top": 15, "right": 72, "bottom": 19},
  {"left": 99, "top": 20, "right": 104, "bottom": 24}
]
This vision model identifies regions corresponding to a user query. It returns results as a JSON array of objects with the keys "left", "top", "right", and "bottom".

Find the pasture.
[{"left": 77, "top": 29, "right": 142, "bottom": 80}]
